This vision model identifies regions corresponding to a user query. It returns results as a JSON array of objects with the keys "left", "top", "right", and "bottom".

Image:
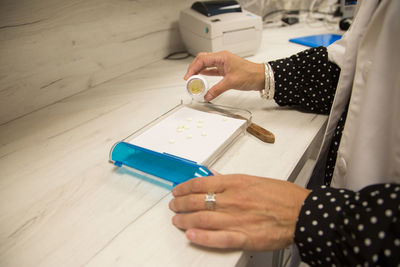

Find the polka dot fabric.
[
  {"left": 269, "top": 46, "right": 340, "bottom": 115},
  {"left": 269, "top": 46, "right": 344, "bottom": 186},
  {"left": 295, "top": 184, "right": 400, "bottom": 266},
  {"left": 269, "top": 46, "right": 400, "bottom": 265},
  {"left": 324, "top": 106, "right": 348, "bottom": 186}
]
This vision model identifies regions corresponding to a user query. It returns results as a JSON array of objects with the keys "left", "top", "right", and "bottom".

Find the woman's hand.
[
  {"left": 184, "top": 51, "right": 265, "bottom": 101},
  {"left": 169, "top": 174, "right": 310, "bottom": 250}
]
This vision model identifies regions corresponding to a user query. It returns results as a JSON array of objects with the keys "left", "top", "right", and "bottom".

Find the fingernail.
[
  {"left": 172, "top": 215, "right": 177, "bottom": 225},
  {"left": 172, "top": 188, "right": 177, "bottom": 197},
  {"left": 169, "top": 199, "right": 176, "bottom": 211},
  {"left": 186, "top": 229, "right": 196, "bottom": 241},
  {"left": 204, "top": 93, "right": 211, "bottom": 102}
]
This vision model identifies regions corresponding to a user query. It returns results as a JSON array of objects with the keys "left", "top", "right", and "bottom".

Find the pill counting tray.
[{"left": 109, "top": 101, "right": 252, "bottom": 187}]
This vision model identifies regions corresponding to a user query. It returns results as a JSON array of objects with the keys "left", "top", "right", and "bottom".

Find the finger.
[
  {"left": 184, "top": 52, "right": 220, "bottom": 79},
  {"left": 184, "top": 53, "right": 209, "bottom": 79},
  {"left": 199, "top": 67, "right": 221, "bottom": 76},
  {"left": 172, "top": 176, "right": 226, "bottom": 197},
  {"left": 186, "top": 229, "right": 247, "bottom": 249},
  {"left": 204, "top": 79, "right": 230, "bottom": 102},
  {"left": 169, "top": 194, "right": 205, "bottom": 212},
  {"left": 170, "top": 192, "right": 227, "bottom": 212},
  {"left": 172, "top": 210, "right": 235, "bottom": 230}
]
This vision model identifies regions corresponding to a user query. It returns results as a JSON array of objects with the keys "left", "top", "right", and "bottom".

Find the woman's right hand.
[{"left": 184, "top": 51, "right": 265, "bottom": 102}]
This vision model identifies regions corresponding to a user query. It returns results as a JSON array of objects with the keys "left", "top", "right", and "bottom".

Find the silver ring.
[{"left": 205, "top": 192, "right": 216, "bottom": 210}]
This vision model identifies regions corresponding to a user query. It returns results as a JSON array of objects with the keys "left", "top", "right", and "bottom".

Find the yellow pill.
[
  {"left": 187, "top": 79, "right": 204, "bottom": 95},
  {"left": 186, "top": 75, "right": 208, "bottom": 102}
]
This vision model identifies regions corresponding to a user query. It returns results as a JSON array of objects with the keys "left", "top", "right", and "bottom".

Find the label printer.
[{"left": 179, "top": 1, "right": 263, "bottom": 57}]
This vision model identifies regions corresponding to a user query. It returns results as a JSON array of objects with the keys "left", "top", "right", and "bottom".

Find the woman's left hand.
[{"left": 169, "top": 174, "right": 310, "bottom": 250}]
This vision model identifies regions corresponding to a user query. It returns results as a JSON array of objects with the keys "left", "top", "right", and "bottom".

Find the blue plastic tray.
[
  {"left": 109, "top": 101, "right": 251, "bottom": 188},
  {"left": 110, "top": 142, "right": 213, "bottom": 187}
]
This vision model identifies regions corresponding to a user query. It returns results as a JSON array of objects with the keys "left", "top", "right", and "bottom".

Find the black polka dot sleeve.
[
  {"left": 269, "top": 46, "right": 340, "bottom": 115},
  {"left": 295, "top": 184, "right": 400, "bottom": 266}
]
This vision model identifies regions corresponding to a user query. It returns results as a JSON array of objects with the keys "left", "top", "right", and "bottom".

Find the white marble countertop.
[{"left": 0, "top": 22, "right": 339, "bottom": 266}]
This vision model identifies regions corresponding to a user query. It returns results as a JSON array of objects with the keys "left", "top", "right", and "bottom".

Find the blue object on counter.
[
  {"left": 110, "top": 142, "right": 213, "bottom": 187},
  {"left": 289, "top": 33, "right": 342, "bottom": 47}
]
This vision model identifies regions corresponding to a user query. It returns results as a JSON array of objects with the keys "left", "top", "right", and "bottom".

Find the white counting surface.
[{"left": 128, "top": 106, "right": 246, "bottom": 164}]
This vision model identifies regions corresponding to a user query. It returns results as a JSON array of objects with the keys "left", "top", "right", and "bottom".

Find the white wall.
[
  {"left": 0, "top": 0, "right": 331, "bottom": 125},
  {"left": 0, "top": 0, "right": 193, "bottom": 124}
]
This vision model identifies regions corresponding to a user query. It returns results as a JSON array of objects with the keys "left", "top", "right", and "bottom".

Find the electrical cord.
[{"left": 164, "top": 51, "right": 191, "bottom": 60}]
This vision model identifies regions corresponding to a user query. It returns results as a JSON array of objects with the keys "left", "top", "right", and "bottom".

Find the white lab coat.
[
  {"left": 291, "top": 1, "right": 400, "bottom": 265},
  {"left": 308, "top": 0, "right": 400, "bottom": 191}
]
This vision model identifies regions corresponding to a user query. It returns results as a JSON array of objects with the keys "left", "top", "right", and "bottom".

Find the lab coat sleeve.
[
  {"left": 269, "top": 46, "right": 340, "bottom": 115},
  {"left": 294, "top": 183, "right": 400, "bottom": 266}
]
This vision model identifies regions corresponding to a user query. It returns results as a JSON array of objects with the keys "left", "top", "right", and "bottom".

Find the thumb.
[{"left": 204, "top": 79, "right": 230, "bottom": 101}]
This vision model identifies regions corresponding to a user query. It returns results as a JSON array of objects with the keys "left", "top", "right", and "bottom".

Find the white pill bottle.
[{"left": 185, "top": 75, "right": 209, "bottom": 102}]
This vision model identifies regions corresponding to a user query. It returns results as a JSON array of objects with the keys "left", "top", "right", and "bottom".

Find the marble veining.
[{"left": 0, "top": 0, "right": 192, "bottom": 125}]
